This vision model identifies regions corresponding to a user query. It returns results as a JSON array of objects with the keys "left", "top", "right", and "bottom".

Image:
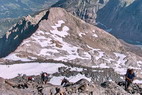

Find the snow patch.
[
  {"left": 0, "top": 63, "right": 65, "bottom": 79},
  {"left": 92, "top": 30, "right": 98, "bottom": 37},
  {"left": 79, "top": 33, "right": 86, "bottom": 37},
  {"left": 52, "top": 20, "right": 65, "bottom": 29},
  {"left": 50, "top": 20, "right": 69, "bottom": 37},
  {"left": 70, "top": 67, "right": 83, "bottom": 72},
  {"left": 4, "top": 53, "right": 31, "bottom": 61},
  {"left": 96, "top": 51, "right": 104, "bottom": 60},
  {"left": 49, "top": 74, "right": 91, "bottom": 85},
  {"left": 133, "top": 80, "right": 142, "bottom": 84},
  {"left": 92, "top": 63, "right": 109, "bottom": 68},
  {"left": 114, "top": 52, "right": 127, "bottom": 67}
]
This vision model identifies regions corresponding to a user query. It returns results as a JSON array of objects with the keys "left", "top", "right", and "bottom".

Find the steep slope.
[
  {"left": 1, "top": 8, "right": 124, "bottom": 64},
  {"left": 0, "top": 10, "right": 48, "bottom": 57},
  {"left": 1, "top": 8, "right": 142, "bottom": 78},
  {"left": 96, "top": 0, "right": 142, "bottom": 45},
  {"left": 0, "top": 18, "right": 20, "bottom": 38},
  {"left": 53, "top": 0, "right": 142, "bottom": 45},
  {"left": 52, "top": 0, "right": 109, "bottom": 25}
]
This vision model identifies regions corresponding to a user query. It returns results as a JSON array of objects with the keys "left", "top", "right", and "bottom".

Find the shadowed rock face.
[
  {"left": 0, "top": 10, "right": 49, "bottom": 58},
  {"left": 96, "top": 0, "right": 142, "bottom": 45},
  {"left": 52, "top": 0, "right": 109, "bottom": 25}
]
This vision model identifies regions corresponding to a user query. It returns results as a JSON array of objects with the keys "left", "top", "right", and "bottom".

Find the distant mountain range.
[
  {"left": 0, "top": 0, "right": 58, "bottom": 18},
  {"left": 96, "top": 0, "right": 142, "bottom": 45}
]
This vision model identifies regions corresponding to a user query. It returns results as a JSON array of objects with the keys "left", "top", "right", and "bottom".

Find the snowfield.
[
  {"left": 0, "top": 62, "right": 142, "bottom": 84},
  {"left": 0, "top": 62, "right": 91, "bottom": 85},
  {"left": 0, "top": 63, "right": 65, "bottom": 79}
]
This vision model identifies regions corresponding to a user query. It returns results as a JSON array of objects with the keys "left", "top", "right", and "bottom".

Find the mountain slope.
[
  {"left": 0, "top": 8, "right": 124, "bottom": 63},
  {"left": 0, "top": 7, "right": 142, "bottom": 78},
  {"left": 52, "top": 0, "right": 109, "bottom": 25},
  {"left": 96, "top": 0, "right": 142, "bottom": 45},
  {"left": 52, "top": 0, "right": 142, "bottom": 45}
]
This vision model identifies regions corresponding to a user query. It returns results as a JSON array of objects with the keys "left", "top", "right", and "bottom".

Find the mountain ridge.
[{"left": 0, "top": 8, "right": 142, "bottom": 77}]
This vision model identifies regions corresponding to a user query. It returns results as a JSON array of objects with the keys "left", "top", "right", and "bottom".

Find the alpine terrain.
[
  {"left": 52, "top": 0, "right": 142, "bottom": 45},
  {"left": 0, "top": 7, "right": 142, "bottom": 94}
]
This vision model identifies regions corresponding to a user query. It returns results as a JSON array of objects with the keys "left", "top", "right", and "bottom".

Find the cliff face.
[
  {"left": 0, "top": 10, "right": 48, "bottom": 57},
  {"left": 96, "top": 0, "right": 142, "bottom": 45},
  {"left": 52, "top": 0, "right": 109, "bottom": 25}
]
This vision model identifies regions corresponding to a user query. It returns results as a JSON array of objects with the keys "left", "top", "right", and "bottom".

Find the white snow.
[
  {"left": 49, "top": 74, "right": 91, "bottom": 85},
  {"left": 52, "top": 35, "right": 91, "bottom": 60},
  {"left": 50, "top": 20, "right": 69, "bottom": 37},
  {"left": 0, "top": 63, "right": 65, "bottom": 79},
  {"left": 92, "top": 63, "right": 109, "bottom": 68},
  {"left": 133, "top": 80, "right": 142, "bottom": 84},
  {"left": 92, "top": 30, "right": 98, "bottom": 37},
  {"left": 39, "top": 49, "right": 51, "bottom": 56},
  {"left": 31, "top": 31, "right": 50, "bottom": 47},
  {"left": 39, "top": 48, "right": 59, "bottom": 56},
  {"left": 87, "top": 45, "right": 104, "bottom": 60},
  {"left": 70, "top": 67, "right": 83, "bottom": 72},
  {"left": 95, "top": 51, "right": 104, "bottom": 60},
  {"left": 114, "top": 53, "right": 127, "bottom": 66},
  {"left": 4, "top": 53, "right": 31, "bottom": 61},
  {"left": 79, "top": 33, "right": 86, "bottom": 37},
  {"left": 105, "top": 58, "right": 114, "bottom": 63},
  {"left": 93, "top": 34, "right": 98, "bottom": 37},
  {"left": 52, "top": 20, "right": 65, "bottom": 29},
  {"left": 113, "top": 68, "right": 127, "bottom": 75},
  {"left": 18, "top": 20, "right": 91, "bottom": 61}
]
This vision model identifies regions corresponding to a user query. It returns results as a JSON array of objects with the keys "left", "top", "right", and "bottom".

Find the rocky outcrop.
[
  {"left": 0, "top": 77, "right": 141, "bottom": 95},
  {"left": 52, "top": 0, "right": 109, "bottom": 25},
  {"left": 0, "top": 10, "right": 48, "bottom": 58}
]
